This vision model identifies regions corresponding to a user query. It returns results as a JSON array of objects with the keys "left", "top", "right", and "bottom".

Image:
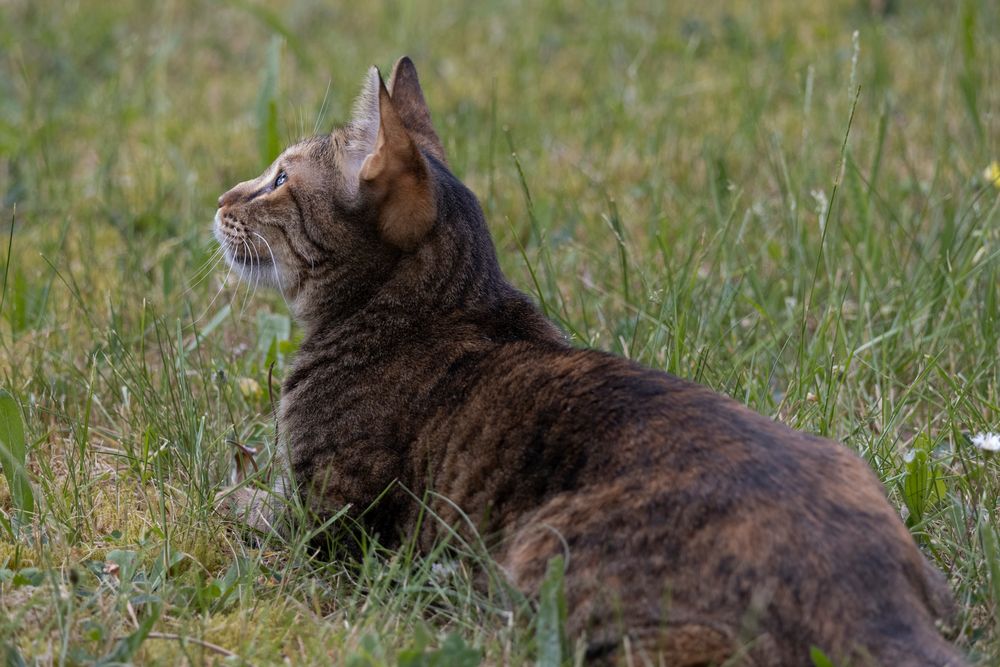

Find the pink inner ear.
[{"left": 358, "top": 150, "right": 381, "bottom": 182}]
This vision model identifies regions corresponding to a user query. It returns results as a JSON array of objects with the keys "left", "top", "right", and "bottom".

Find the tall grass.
[{"left": 0, "top": 0, "right": 998, "bottom": 664}]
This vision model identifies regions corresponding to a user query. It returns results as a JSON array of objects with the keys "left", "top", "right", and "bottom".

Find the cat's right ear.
[{"left": 387, "top": 57, "right": 447, "bottom": 166}]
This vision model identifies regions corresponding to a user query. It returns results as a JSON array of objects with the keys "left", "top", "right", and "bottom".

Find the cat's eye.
[{"left": 274, "top": 170, "right": 287, "bottom": 188}]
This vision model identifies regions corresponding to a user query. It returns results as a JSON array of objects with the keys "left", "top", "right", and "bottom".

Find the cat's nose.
[{"left": 217, "top": 188, "right": 240, "bottom": 209}]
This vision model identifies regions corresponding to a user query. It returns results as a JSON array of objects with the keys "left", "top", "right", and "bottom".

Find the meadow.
[{"left": 1, "top": 0, "right": 998, "bottom": 664}]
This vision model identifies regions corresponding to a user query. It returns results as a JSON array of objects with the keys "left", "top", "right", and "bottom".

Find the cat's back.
[
  {"left": 419, "top": 341, "right": 959, "bottom": 665},
  {"left": 425, "top": 340, "right": 863, "bottom": 497},
  {"left": 420, "top": 339, "right": 888, "bottom": 549}
]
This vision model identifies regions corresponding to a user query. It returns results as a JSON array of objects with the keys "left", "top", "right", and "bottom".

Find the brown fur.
[{"left": 214, "top": 57, "right": 966, "bottom": 666}]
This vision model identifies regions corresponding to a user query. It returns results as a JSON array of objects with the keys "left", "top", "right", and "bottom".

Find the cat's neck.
[{"left": 291, "top": 249, "right": 564, "bottom": 364}]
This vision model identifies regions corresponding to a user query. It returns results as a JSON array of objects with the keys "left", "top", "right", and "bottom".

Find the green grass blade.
[
  {"left": 0, "top": 205, "right": 13, "bottom": 331},
  {"left": 536, "top": 555, "right": 568, "bottom": 667},
  {"left": 0, "top": 390, "right": 32, "bottom": 529},
  {"left": 256, "top": 35, "right": 283, "bottom": 167}
]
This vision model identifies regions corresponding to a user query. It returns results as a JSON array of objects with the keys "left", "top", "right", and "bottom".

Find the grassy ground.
[{"left": 1, "top": 0, "right": 998, "bottom": 664}]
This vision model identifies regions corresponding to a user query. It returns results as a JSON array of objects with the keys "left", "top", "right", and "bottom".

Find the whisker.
[
  {"left": 314, "top": 78, "right": 333, "bottom": 135},
  {"left": 184, "top": 246, "right": 225, "bottom": 295},
  {"left": 250, "top": 237, "right": 263, "bottom": 316},
  {"left": 187, "top": 249, "right": 221, "bottom": 286},
  {"left": 305, "top": 250, "right": 313, "bottom": 291},
  {"left": 250, "top": 237, "right": 263, "bottom": 314},
  {"left": 240, "top": 238, "right": 256, "bottom": 317},
  {"left": 192, "top": 243, "right": 236, "bottom": 326},
  {"left": 253, "top": 231, "right": 293, "bottom": 313},
  {"left": 188, "top": 240, "right": 225, "bottom": 276}
]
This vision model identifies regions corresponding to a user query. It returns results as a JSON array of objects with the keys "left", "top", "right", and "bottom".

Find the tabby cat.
[{"left": 214, "top": 57, "right": 966, "bottom": 666}]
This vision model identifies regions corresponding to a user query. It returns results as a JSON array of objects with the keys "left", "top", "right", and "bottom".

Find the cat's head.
[{"left": 214, "top": 57, "right": 474, "bottom": 321}]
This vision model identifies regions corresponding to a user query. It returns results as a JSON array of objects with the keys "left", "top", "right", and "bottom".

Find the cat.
[{"left": 214, "top": 57, "right": 966, "bottom": 666}]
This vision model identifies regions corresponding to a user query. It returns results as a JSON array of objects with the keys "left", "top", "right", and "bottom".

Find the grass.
[{"left": 0, "top": 0, "right": 998, "bottom": 664}]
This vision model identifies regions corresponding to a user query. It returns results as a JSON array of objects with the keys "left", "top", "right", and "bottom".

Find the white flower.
[
  {"left": 431, "top": 560, "right": 459, "bottom": 580},
  {"left": 972, "top": 432, "right": 1000, "bottom": 452},
  {"left": 811, "top": 188, "right": 829, "bottom": 231}
]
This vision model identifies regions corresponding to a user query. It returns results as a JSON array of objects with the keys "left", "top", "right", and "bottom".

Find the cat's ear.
[
  {"left": 357, "top": 69, "right": 436, "bottom": 251},
  {"left": 387, "top": 57, "right": 447, "bottom": 165},
  {"left": 342, "top": 67, "right": 383, "bottom": 183}
]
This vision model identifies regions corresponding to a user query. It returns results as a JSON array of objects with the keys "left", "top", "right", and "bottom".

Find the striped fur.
[{"left": 215, "top": 58, "right": 966, "bottom": 666}]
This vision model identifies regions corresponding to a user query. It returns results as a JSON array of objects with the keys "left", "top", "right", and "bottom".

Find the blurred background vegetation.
[{"left": 0, "top": 0, "right": 998, "bottom": 664}]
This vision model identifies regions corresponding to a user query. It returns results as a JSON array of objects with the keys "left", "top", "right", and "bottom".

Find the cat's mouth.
[
  {"left": 213, "top": 211, "right": 273, "bottom": 269},
  {"left": 229, "top": 246, "right": 273, "bottom": 268}
]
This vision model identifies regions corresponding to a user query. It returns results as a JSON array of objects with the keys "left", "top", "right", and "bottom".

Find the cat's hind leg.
[{"left": 586, "top": 623, "right": 775, "bottom": 667}]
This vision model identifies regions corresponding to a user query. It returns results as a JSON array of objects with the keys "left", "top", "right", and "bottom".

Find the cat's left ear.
[{"left": 357, "top": 69, "right": 437, "bottom": 251}]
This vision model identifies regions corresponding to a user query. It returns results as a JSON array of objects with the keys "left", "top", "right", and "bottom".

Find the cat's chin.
[{"left": 220, "top": 246, "right": 284, "bottom": 290}]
